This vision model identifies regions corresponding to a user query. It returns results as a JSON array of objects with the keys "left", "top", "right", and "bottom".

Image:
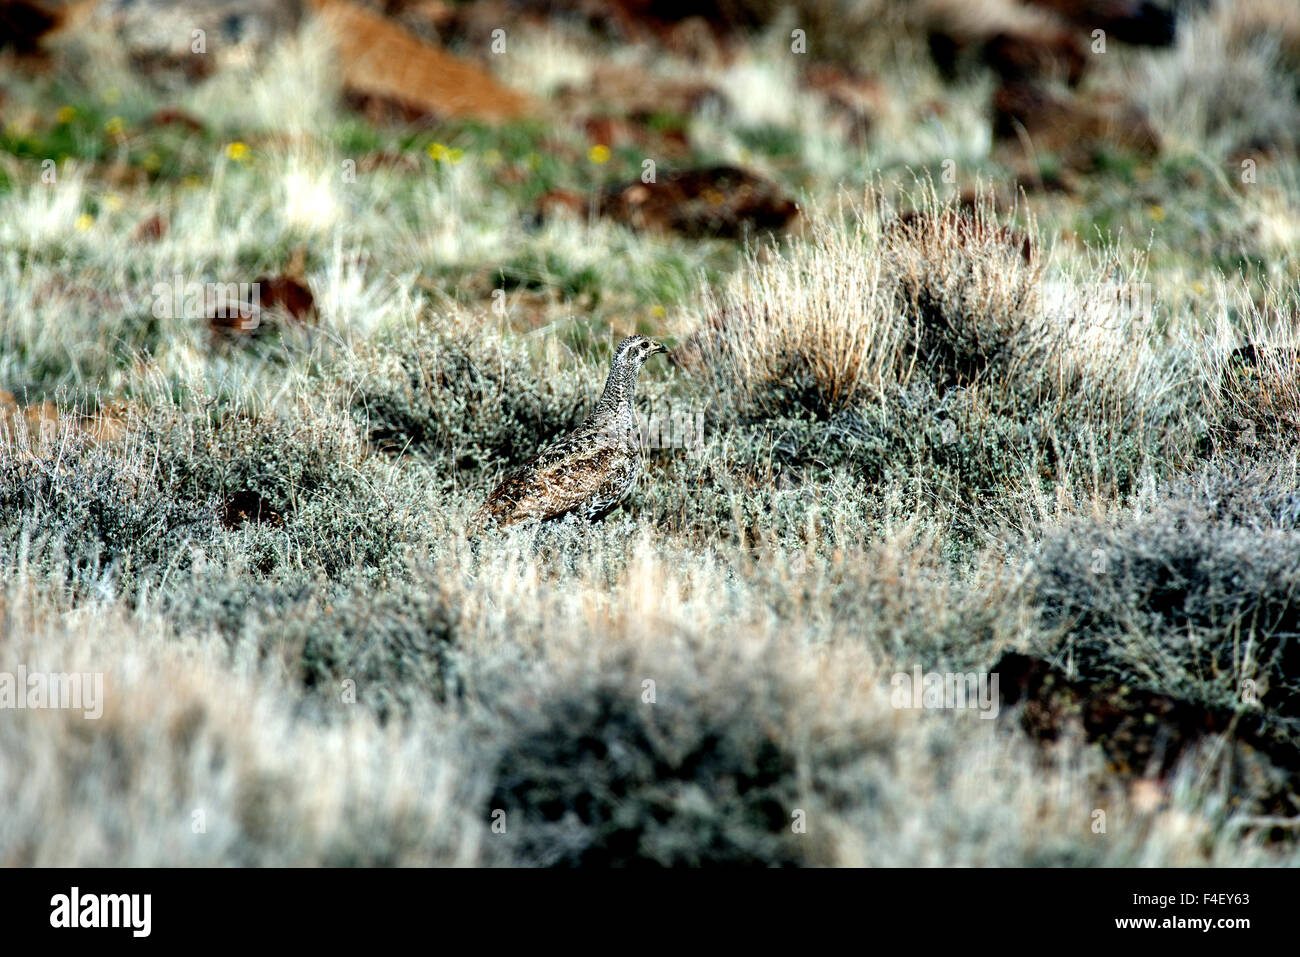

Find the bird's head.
[
  {"left": 613, "top": 334, "right": 669, "bottom": 369},
  {"left": 595, "top": 335, "right": 668, "bottom": 414}
]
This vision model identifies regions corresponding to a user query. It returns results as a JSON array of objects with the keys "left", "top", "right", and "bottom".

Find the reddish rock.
[
  {"left": 133, "top": 213, "right": 167, "bottom": 243},
  {"left": 536, "top": 188, "right": 588, "bottom": 220},
  {"left": 208, "top": 274, "right": 314, "bottom": 342},
  {"left": 992, "top": 81, "right": 1160, "bottom": 169},
  {"left": 598, "top": 166, "right": 798, "bottom": 239},
  {"left": 147, "top": 107, "right": 207, "bottom": 133},
  {"left": 984, "top": 28, "right": 1087, "bottom": 86},
  {"left": 254, "top": 274, "right": 316, "bottom": 325},
  {"left": 312, "top": 0, "right": 535, "bottom": 123}
]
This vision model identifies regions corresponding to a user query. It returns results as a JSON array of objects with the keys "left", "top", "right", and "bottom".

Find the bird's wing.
[{"left": 476, "top": 435, "right": 627, "bottom": 527}]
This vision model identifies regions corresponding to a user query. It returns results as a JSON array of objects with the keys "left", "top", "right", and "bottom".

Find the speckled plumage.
[{"left": 472, "top": 335, "right": 667, "bottom": 529}]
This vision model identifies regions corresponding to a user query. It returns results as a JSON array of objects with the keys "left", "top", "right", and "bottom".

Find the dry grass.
[
  {"left": 690, "top": 209, "right": 899, "bottom": 418},
  {"left": 1201, "top": 287, "right": 1300, "bottom": 452}
]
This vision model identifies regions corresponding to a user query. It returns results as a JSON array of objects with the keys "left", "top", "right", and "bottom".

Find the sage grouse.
[{"left": 471, "top": 335, "right": 667, "bottom": 529}]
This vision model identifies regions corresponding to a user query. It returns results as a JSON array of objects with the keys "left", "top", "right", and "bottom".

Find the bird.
[{"left": 471, "top": 335, "right": 668, "bottom": 529}]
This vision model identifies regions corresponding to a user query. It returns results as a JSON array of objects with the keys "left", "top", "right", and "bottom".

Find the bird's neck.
[{"left": 592, "top": 359, "right": 639, "bottom": 421}]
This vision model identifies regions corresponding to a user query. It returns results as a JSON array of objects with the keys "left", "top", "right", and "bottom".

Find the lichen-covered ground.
[{"left": 1, "top": 0, "right": 1298, "bottom": 865}]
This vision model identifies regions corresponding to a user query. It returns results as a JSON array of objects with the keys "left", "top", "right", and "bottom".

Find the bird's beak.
[{"left": 652, "top": 341, "right": 668, "bottom": 355}]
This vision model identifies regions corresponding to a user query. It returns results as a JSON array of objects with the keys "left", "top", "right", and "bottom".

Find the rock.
[
  {"left": 983, "top": 28, "right": 1087, "bottom": 86},
  {"left": 994, "top": 652, "right": 1300, "bottom": 823},
  {"left": 312, "top": 0, "right": 534, "bottom": 122},
  {"left": 533, "top": 166, "right": 798, "bottom": 239},
  {"left": 254, "top": 274, "right": 316, "bottom": 322},
  {"left": 527, "top": 0, "right": 756, "bottom": 52},
  {"left": 925, "top": 0, "right": 1176, "bottom": 120},
  {"left": 98, "top": 0, "right": 305, "bottom": 83},
  {"left": 209, "top": 273, "right": 315, "bottom": 342},
  {"left": 597, "top": 165, "right": 798, "bottom": 239},
  {"left": 924, "top": 0, "right": 1090, "bottom": 82},
  {"left": 535, "top": 188, "right": 587, "bottom": 221},
  {"left": 386, "top": 0, "right": 536, "bottom": 50},
  {"left": 147, "top": 107, "right": 207, "bottom": 133},
  {"left": 0, "top": 0, "right": 62, "bottom": 53},
  {"left": 133, "top": 213, "right": 167, "bottom": 243},
  {"left": 90, "top": 0, "right": 534, "bottom": 124},
  {"left": 992, "top": 80, "right": 1160, "bottom": 170},
  {"left": 1025, "top": 0, "right": 1176, "bottom": 47}
]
